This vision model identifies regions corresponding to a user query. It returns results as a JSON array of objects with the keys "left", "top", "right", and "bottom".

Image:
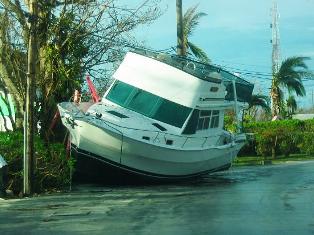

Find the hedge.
[
  {"left": 0, "top": 131, "right": 74, "bottom": 195},
  {"left": 240, "top": 119, "right": 314, "bottom": 158}
]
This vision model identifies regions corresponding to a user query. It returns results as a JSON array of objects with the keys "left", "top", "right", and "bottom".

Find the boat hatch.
[
  {"left": 152, "top": 123, "right": 167, "bottom": 131},
  {"left": 107, "top": 110, "right": 129, "bottom": 118},
  {"left": 142, "top": 136, "right": 150, "bottom": 141}
]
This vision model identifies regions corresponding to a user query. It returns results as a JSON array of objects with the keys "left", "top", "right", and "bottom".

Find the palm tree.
[
  {"left": 182, "top": 5, "right": 209, "bottom": 62},
  {"left": 270, "top": 56, "right": 313, "bottom": 117}
]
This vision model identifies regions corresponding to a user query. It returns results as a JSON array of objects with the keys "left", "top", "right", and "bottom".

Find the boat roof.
[
  {"left": 131, "top": 48, "right": 254, "bottom": 103},
  {"left": 109, "top": 49, "right": 254, "bottom": 108}
]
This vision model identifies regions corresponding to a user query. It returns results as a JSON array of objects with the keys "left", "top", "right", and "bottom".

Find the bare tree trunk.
[
  {"left": 24, "top": 0, "right": 38, "bottom": 195},
  {"left": 176, "top": 0, "right": 185, "bottom": 56}
]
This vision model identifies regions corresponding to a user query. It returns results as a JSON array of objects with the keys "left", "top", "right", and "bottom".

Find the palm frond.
[
  {"left": 249, "top": 94, "right": 271, "bottom": 113},
  {"left": 286, "top": 79, "right": 306, "bottom": 96},
  {"left": 275, "top": 56, "right": 313, "bottom": 97},
  {"left": 187, "top": 41, "right": 210, "bottom": 63},
  {"left": 286, "top": 95, "right": 297, "bottom": 111},
  {"left": 183, "top": 4, "right": 207, "bottom": 37}
]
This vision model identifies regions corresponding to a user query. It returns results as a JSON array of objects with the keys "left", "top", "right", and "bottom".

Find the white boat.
[{"left": 58, "top": 49, "right": 254, "bottom": 181}]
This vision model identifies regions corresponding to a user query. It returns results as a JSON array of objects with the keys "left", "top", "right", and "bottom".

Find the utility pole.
[
  {"left": 176, "top": 0, "right": 185, "bottom": 56},
  {"left": 24, "top": 0, "right": 38, "bottom": 195},
  {"left": 270, "top": 0, "right": 281, "bottom": 116}
]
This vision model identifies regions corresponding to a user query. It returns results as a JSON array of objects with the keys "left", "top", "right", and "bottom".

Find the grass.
[{"left": 233, "top": 154, "right": 314, "bottom": 166}]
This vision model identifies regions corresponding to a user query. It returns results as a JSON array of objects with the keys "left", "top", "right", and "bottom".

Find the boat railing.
[
  {"left": 89, "top": 115, "right": 228, "bottom": 149},
  {"left": 131, "top": 47, "right": 253, "bottom": 86},
  {"left": 131, "top": 47, "right": 254, "bottom": 103}
]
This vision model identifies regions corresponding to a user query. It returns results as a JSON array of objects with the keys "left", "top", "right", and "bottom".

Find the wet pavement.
[{"left": 0, "top": 161, "right": 314, "bottom": 235}]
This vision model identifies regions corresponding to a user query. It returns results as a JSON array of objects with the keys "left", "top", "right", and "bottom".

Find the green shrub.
[
  {"left": 243, "top": 119, "right": 313, "bottom": 158},
  {"left": 224, "top": 111, "right": 237, "bottom": 133},
  {"left": 297, "top": 132, "right": 314, "bottom": 156},
  {"left": 0, "top": 131, "right": 74, "bottom": 194}
]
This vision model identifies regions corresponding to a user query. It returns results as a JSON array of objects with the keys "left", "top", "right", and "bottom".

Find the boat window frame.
[
  {"left": 195, "top": 109, "right": 220, "bottom": 132},
  {"left": 196, "top": 110, "right": 212, "bottom": 131},
  {"left": 210, "top": 110, "right": 220, "bottom": 128}
]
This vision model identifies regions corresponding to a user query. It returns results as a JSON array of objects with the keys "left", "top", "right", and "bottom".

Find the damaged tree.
[{"left": 0, "top": 0, "right": 161, "bottom": 139}]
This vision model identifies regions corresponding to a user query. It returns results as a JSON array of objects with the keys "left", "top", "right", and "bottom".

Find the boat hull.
[
  {"left": 65, "top": 118, "right": 244, "bottom": 181},
  {"left": 71, "top": 144, "right": 232, "bottom": 183}
]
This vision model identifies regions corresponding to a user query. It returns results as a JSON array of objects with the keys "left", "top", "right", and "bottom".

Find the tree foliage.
[
  {"left": 0, "top": 131, "right": 74, "bottom": 194},
  {"left": 286, "top": 95, "right": 297, "bottom": 117},
  {"left": 182, "top": 4, "right": 209, "bottom": 62},
  {"left": 244, "top": 94, "right": 271, "bottom": 122},
  {"left": 270, "top": 56, "right": 314, "bottom": 117},
  {"left": 243, "top": 119, "right": 314, "bottom": 158},
  {"left": 0, "top": 12, "right": 26, "bottom": 129},
  {"left": 0, "top": 0, "right": 161, "bottom": 137}
]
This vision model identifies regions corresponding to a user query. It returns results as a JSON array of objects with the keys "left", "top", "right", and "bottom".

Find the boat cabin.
[{"left": 101, "top": 50, "right": 241, "bottom": 137}]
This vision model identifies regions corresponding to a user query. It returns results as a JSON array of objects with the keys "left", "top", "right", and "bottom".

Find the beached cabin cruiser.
[{"left": 58, "top": 49, "right": 254, "bottom": 180}]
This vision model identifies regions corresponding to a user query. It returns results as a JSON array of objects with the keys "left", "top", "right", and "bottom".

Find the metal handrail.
[
  {"left": 66, "top": 103, "right": 237, "bottom": 150},
  {"left": 131, "top": 47, "right": 253, "bottom": 86},
  {"left": 84, "top": 112, "right": 227, "bottom": 149}
]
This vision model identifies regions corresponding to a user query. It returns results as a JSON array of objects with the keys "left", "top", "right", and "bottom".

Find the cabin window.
[
  {"left": 152, "top": 99, "right": 191, "bottom": 128},
  {"left": 106, "top": 81, "right": 192, "bottom": 128},
  {"left": 210, "top": 110, "right": 220, "bottom": 128},
  {"left": 195, "top": 110, "right": 220, "bottom": 131},
  {"left": 197, "top": 110, "right": 212, "bottom": 130},
  {"left": 182, "top": 110, "right": 200, "bottom": 135},
  {"left": 106, "top": 81, "right": 135, "bottom": 106},
  {"left": 128, "top": 90, "right": 160, "bottom": 115}
]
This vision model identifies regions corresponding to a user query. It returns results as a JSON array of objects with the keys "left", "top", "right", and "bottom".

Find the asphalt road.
[{"left": 1, "top": 161, "right": 314, "bottom": 235}]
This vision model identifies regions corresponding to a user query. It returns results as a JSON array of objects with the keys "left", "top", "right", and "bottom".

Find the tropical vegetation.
[
  {"left": 0, "top": 0, "right": 161, "bottom": 137},
  {"left": 241, "top": 119, "right": 314, "bottom": 158},
  {"left": 0, "top": 0, "right": 161, "bottom": 195},
  {"left": 182, "top": 4, "right": 210, "bottom": 62},
  {"left": 176, "top": 2, "right": 209, "bottom": 62},
  {"left": 270, "top": 56, "right": 314, "bottom": 117},
  {"left": 244, "top": 94, "right": 271, "bottom": 122},
  {"left": 0, "top": 131, "right": 73, "bottom": 194}
]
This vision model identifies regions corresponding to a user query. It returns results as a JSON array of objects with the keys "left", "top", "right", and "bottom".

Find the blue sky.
[{"left": 129, "top": 0, "right": 314, "bottom": 108}]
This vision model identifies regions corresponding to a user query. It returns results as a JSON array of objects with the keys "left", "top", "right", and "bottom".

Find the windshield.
[{"left": 106, "top": 80, "right": 192, "bottom": 128}]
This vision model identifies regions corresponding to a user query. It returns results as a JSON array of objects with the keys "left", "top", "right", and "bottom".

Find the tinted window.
[
  {"left": 152, "top": 99, "right": 191, "bottom": 128},
  {"left": 127, "top": 90, "right": 160, "bottom": 115},
  {"left": 106, "top": 81, "right": 191, "bottom": 128},
  {"left": 106, "top": 81, "right": 135, "bottom": 105},
  {"left": 182, "top": 110, "right": 200, "bottom": 135}
]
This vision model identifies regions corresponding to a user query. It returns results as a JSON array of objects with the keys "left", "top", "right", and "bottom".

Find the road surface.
[{"left": 1, "top": 161, "right": 314, "bottom": 235}]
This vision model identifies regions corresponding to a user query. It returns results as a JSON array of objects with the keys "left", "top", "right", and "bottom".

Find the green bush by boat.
[
  {"left": 0, "top": 131, "right": 74, "bottom": 194},
  {"left": 240, "top": 119, "right": 314, "bottom": 158}
]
